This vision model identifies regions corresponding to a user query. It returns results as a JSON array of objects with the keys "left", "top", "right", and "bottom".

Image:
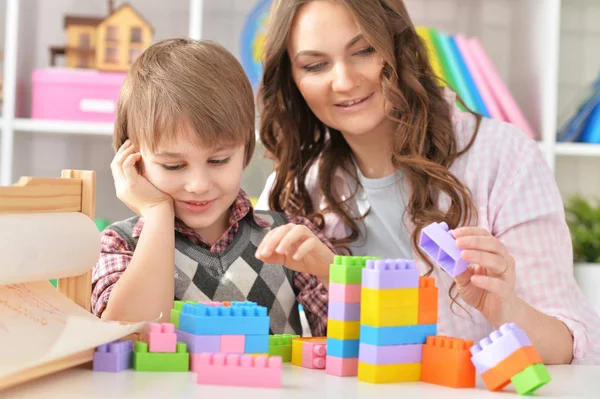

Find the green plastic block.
[
  {"left": 133, "top": 341, "right": 189, "bottom": 372},
  {"left": 171, "top": 300, "right": 197, "bottom": 328},
  {"left": 329, "top": 256, "right": 380, "bottom": 284},
  {"left": 268, "top": 334, "right": 299, "bottom": 362},
  {"left": 49, "top": 279, "right": 57, "bottom": 288},
  {"left": 511, "top": 363, "right": 551, "bottom": 395}
]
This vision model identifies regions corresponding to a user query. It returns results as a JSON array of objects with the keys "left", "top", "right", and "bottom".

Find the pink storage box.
[{"left": 31, "top": 68, "right": 126, "bottom": 122}]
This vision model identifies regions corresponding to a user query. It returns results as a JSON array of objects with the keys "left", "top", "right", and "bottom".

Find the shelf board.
[
  {"left": 12, "top": 118, "right": 113, "bottom": 135},
  {"left": 555, "top": 143, "right": 600, "bottom": 157}
]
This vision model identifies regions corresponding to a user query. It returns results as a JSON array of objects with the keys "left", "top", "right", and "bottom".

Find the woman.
[{"left": 253, "top": 0, "right": 600, "bottom": 364}]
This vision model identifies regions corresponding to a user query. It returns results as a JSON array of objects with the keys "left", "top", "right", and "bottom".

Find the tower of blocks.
[
  {"left": 470, "top": 322, "right": 550, "bottom": 395},
  {"left": 326, "top": 256, "right": 378, "bottom": 376},
  {"left": 357, "top": 259, "right": 438, "bottom": 384}
]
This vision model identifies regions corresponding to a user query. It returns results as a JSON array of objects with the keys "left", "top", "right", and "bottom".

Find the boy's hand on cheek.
[
  {"left": 111, "top": 140, "right": 173, "bottom": 219},
  {"left": 255, "top": 224, "right": 333, "bottom": 281}
]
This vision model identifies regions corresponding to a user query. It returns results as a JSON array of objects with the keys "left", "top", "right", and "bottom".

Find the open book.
[{"left": 0, "top": 171, "right": 147, "bottom": 390}]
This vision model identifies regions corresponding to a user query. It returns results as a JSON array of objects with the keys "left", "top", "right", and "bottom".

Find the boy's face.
[{"left": 140, "top": 121, "right": 246, "bottom": 244}]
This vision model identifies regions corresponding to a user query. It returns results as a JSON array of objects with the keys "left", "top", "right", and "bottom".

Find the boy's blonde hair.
[{"left": 113, "top": 38, "right": 255, "bottom": 166}]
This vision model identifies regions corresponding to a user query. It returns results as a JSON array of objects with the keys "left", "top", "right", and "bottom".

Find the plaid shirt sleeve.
[
  {"left": 286, "top": 215, "right": 335, "bottom": 337},
  {"left": 91, "top": 228, "right": 134, "bottom": 317}
]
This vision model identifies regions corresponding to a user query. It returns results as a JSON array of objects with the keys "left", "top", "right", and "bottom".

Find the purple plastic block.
[
  {"left": 361, "top": 259, "right": 420, "bottom": 289},
  {"left": 419, "top": 222, "right": 468, "bottom": 277},
  {"left": 469, "top": 322, "right": 532, "bottom": 373},
  {"left": 358, "top": 343, "right": 422, "bottom": 365},
  {"left": 328, "top": 302, "right": 361, "bottom": 321},
  {"left": 93, "top": 339, "right": 133, "bottom": 372},
  {"left": 175, "top": 329, "right": 221, "bottom": 353}
]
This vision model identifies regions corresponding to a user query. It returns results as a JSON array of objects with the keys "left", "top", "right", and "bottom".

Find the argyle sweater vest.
[{"left": 110, "top": 211, "right": 302, "bottom": 335}]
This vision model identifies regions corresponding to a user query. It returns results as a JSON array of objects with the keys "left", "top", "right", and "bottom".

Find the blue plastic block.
[
  {"left": 326, "top": 338, "right": 359, "bottom": 358},
  {"left": 179, "top": 303, "right": 269, "bottom": 335},
  {"left": 361, "top": 259, "right": 420, "bottom": 289},
  {"left": 244, "top": 334, "right": 269, "bottom": 353},
  {"left": 93, "top": 339, "right": 133, "bottom": 372},
  {"left": 359, "top": 324, "right": 437, "bottom": 346},
  {"left": 470, "top": 322, "right": 532, "bottom": 373},
  {"left": 419, "top": 222, "right": 468, "bottom": 277}
]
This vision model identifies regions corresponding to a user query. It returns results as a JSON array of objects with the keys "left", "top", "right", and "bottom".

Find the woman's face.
[{"left": 287, "top": 0, "right": 388, "bottom": 138}]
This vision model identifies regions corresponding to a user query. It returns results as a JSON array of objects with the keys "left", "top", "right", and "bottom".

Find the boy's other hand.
[
  {"left": 254, "top": 223, "right": 334, "bottom": 281},
  {"left": 111, "top": 140, "right": 173, "bottom": 219}
]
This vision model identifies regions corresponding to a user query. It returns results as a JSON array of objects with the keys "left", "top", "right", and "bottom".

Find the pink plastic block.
[
  {"left": 195, "top": 353, "right": 282, "bottom": 388},
  {"left": 220, "top": 335, "right": 245, "bottom": 354},
  {"left": 31, "top": 68, "right": 126, "bottom": 122},
  {"left": 470, "top": 322, "right": 532, "bottom": 374},
  {"left": 361, "top": 258, "right": 419, "bottom": 289},
  {"left": 302, "top": 341, "right": 327, "bottom": 369},
  {"left": 326, "top": 356, "right": 358, "bottom": 376},
  {"left": 419, "top": 222, "right": 468, "bottom": 277},
  {"left": 329, "top": 283, "right": 361, "bottom": 303},
  {"left": 148, "top": 323, "right": 177, "bottom": 353}
]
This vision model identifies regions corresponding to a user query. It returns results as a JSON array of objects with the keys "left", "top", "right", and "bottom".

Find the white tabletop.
[{"left": 1, "top": 364, "right": 598, "bottom": 398}]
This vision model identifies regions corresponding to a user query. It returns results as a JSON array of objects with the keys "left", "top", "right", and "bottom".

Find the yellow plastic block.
[
  {"left": 361, "top": 288, "right": 418, "bottom": 308},
  {"left": 360, "top": 306, "right": 418, "bottom": 327},
  {"left": 358, "top": 362, "right": 421, "bottom": 384},
  {"left": 327, "top": 320, "right": 360, "bottom": 340},
  {"left": 291, "top": 339, "right": 303, "bottom": 367}
]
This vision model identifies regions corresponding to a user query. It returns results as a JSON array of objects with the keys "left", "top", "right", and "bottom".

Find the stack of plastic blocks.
[
  {"left": 133, "top": 323, "right": 190, "bottom": 371},
  {"left": 171, "top": 300, "right": 270, "bottom": 365},
  {"left": 268, "top": 334, "right": 300, "bottom": 362},
  {"left": 470, "top": 322, "right": 550, "bottom": 395},
  {"left": 421, "top": 336, "right": 476, "bottom": 388},
  {"left": 326, "top": 255, "right": 379, "bottom": 376},
  {"left": 419, "top": 221, "right": 468, "bottom": 277},
  {"left": 195, "top": 353, "right": 283, "bottom": 388},
  {"left": 93, "top": 339, "right": 134, "bottom": 372},
  {"left": 358, "top": 258, "right": 437, "bottom": 383},
  {"left": 291, "top": 337, "right": 327, "bottom": 369}
]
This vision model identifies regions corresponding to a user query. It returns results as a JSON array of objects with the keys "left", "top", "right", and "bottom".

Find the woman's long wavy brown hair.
[{"left": 258, "top": 0, "right": 481, "bottom": 301}]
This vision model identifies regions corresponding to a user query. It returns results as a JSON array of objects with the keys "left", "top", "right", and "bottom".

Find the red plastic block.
[
  {"left": 195, "top": 353, "right": 282, "bottom": 388},
  {"left": 148, "top": 322, "right": 177, "bottom": 353},
  {"left": 421, "top": 336, "right": 475, "bottom": 388},
  {"left": 220, "top": 335, "right": 245, "bottom": 354}
]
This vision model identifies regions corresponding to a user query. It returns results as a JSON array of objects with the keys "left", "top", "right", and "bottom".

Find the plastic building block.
[
  {"left": 358, "top": 362, "right": 421, "bottom": 384},
  {"left": 470, "top": 322, "right": 532, "bottom": 374},
  {"left": 175, "top": 329, "right": 220, "bottom": 353},
  {"left": 361, "top": 287, "right": 419, "bottom": 308},
  {"left": 268, "top": 334, "right": 299, "bottom": 362},
  {"left": 326, "top": 338, "right": 359, "bottom": 358},
  {"left": 419, "top": 222, "right": 468, "bottom": 277},
  {"left": 360, "top": 306, "right": 418, "bottom": 327},
  {"left": 326, "top": 356, "right": 358, "bottom": 376},
  {"left": 418, "top": 276, "right": 439, "bottom": 324},
  {"left": 361, "top": 259, "right": 420, "bottom": 289},
  {"left": 179, "top": 303, "right": 269, "bottom": 335},
  {"left": 360, "top": 324, "right": 437, "bottom": 346},
  {"left": 171, "top": 300, "right": 197, "bottom": 328},
  {"left": 480, "top": 345, "right": 542, "bottom": 391},
  {"left": 510, "top": 363, "right": 551, "bottom": 395},
  {"left": 93, "top": 339, "right": 133, "bottom": 372},
  {"left": 328, "top": 320, "right": 360, "bottom": 340},
  {"left": 358, "top": 343, "right": 422, "bottom": 365},
  {"left": 329, "top": 283, "right": 361, "bottom": 303},
  {"left": 147, "top": 322, "right": 177, "bottom": 353},
  {"left": 302, "top": 339, "right": 327, "bottom": 369},
  {"left": 221, "top": 335, "right": 245, "bottom": 354},
  {"left": 195, "top": 354, "right": 283, "bottom": 388},
  {"left": 330, "top": 256, "right": 380, "bottom": 284},
  {"left": 133, "top": 341, "right": 189, "bottom": 372},
  {"left": 328, "top": 302, "right": 361, "bottom": 321},
  {"left": 421, "top": 336, "right": 475, "bottom": 388},
  {"left": 245, "top": 334, "right": 269, "bottom": 353}
]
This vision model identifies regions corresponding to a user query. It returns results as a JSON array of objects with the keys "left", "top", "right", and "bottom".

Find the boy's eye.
[
  {"left": 162, "top": 164, "right": 184, "bottom": 171},
  {"left": 208, "top": 157, "right": 231, "bottom": 165}
]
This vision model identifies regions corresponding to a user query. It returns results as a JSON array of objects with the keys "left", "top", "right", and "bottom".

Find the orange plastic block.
[
  {"left": 421, "top": 336, "right": 475, "bottom": 388},
  {"left": 480, "top": 345, "right": 542, "bottom": 391},
  {"left": 418, "top": 276, "right": 438, "bottom": 324}
]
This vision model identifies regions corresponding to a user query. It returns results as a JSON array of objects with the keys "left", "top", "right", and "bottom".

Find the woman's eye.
[
  {"left": 304, "top": 62, "right": 326, "bottom": 72},
  {"left": 356, "top": 46, "right": 375, "bottom": 56},
  {"left": 162, "top": 164, "right": 184, "bottom": 171}
]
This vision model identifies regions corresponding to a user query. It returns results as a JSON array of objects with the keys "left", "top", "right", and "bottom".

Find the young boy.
[{"left": 92, "top": 38, "right": 335, "bottom": 336}]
